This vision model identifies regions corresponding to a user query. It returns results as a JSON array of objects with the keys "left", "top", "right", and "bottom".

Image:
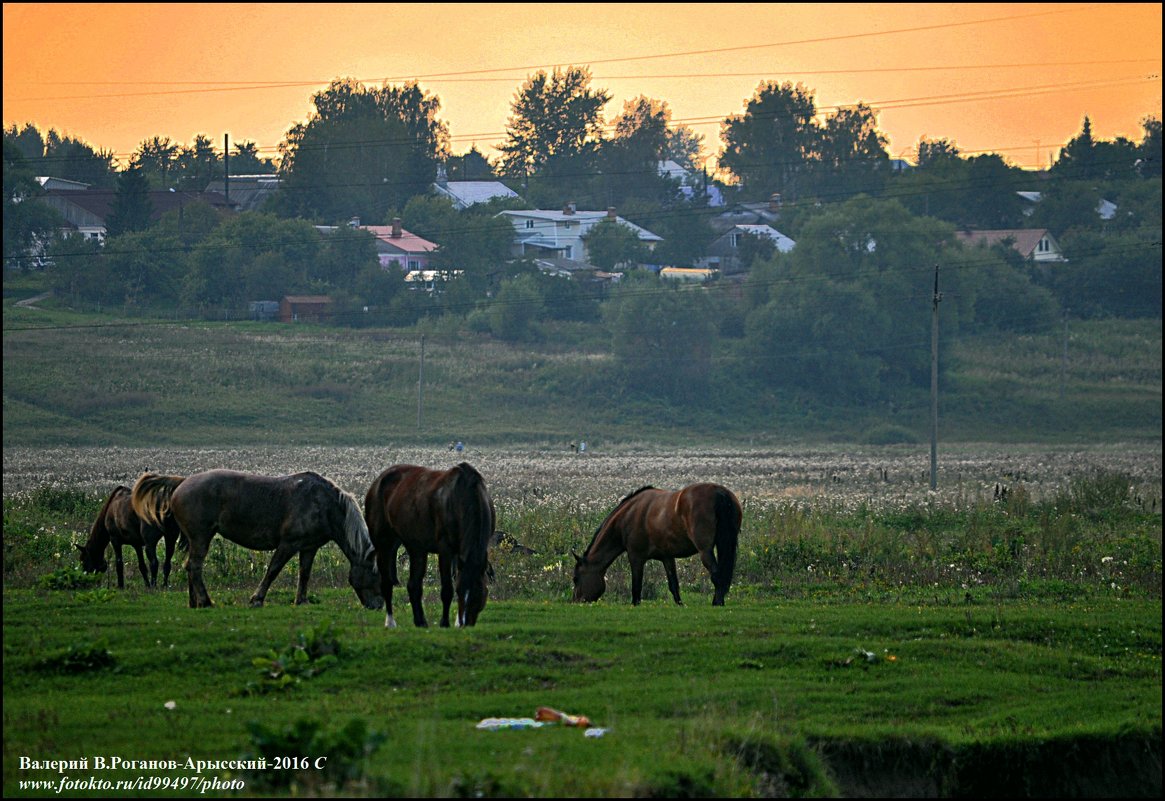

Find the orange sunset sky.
[{"left": 3, "top": 3, "right": 1161, "bottom": 173}]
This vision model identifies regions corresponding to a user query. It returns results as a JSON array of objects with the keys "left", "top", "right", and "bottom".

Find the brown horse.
[
  {"left": 364, "top": 462, "right": 495, "bottom": 628},
  {"left": 78, "top": 485, "right": 182, "bottom": 588},
  {"left": 132, "top": 470, "right": 382, "bottom": 610},
  {"left": 572, "top": 483, "right": 741, "bottom": 606}
]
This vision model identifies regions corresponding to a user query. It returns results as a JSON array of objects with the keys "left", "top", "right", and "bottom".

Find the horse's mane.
[
  {"left": 82, "top": 485, "right": 130, "bottom": 553},
  {"left": 318, "top": 475, "right": 375, "bottom": 564},
  {"left": 582, "top": 485, "right": 655, "bottom": 556}
]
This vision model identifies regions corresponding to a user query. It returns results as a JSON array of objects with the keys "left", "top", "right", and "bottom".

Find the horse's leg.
[
  {"left": 699, "top": 549, "right": 724, "bottom": 606},
  {"left": 184, "top": 534, "right": 214, "bottom": 608},
  {"left": 161, "top": 536, "right": 175, "bottom": 588},
  {"left": 133, "top": 543, "right": 152, "bottom": 588},
  {"left": 629, "top": 554, "right": 647, "bottom": 606},
  {"left": 250, "top": 543, "right": 298, "bottom": 607},
  {"left": 437, "top": 552, "right": 454, "bottom": 628},
  {"left": 662, "top": 557, "right": 683, "bottom": 605},
  {"left": 374, "top": 541, "right": 400, "bottom": 628},
  {"left": 112, "top": 540, "right": 126, "bottom": 589},
  {"left": 294, "top": 548, "right": 318, "bottom": 605},
  {"left": 405, "top": 548, "right": 430, "bottom": 627}
]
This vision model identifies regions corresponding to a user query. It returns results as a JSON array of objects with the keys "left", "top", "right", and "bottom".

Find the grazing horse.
[
  {"left": 78, "top": 485, "right": 182, "bottom": 588},
  {"left": 131, "top": 470, "right": 382, "bottom": 610},
  {"left": 572, "top": 483, "right": 741, "bottom": 606},
  {"left": 364, "top": 462, "right": 495, "bottom": 628}
]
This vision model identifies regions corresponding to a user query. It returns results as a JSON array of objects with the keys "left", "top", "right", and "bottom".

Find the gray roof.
[{"left": 433, "top": 180, "right": 520, "bottom": 209}]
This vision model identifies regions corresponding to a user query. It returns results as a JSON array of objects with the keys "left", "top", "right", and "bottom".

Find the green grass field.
[{"left": 3, "top": 589, "right": 1161, "bottom": 798}]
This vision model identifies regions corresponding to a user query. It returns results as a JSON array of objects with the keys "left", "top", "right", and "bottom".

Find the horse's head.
[
  {"left": 348, "top": 559, "right": 384, "bottom": 610},
  {"left": 571, "top": 551, "right": 605, "bottom": 602},
  {"left": 76, "top": 543, "right": 107, "bottom": 574},
  {"left": 456, "top": 561, "right": 491, "bottom": 627}
]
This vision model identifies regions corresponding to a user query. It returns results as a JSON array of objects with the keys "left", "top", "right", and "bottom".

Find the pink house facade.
[{"left": 362, "top": 218, "right": 439, "bottom": 272}]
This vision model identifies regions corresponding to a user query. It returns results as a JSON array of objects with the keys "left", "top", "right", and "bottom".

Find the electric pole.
[
  {"left": 417, "top": 335, "right": 425, "bottom": 431},
  {"left": 930, "top": 264, "right": 942, "bottom": 491}
]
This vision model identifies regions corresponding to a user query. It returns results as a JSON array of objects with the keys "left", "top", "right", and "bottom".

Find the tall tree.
[
  {"left": 1053, "top": 116, "right": 1097, "bottom": 180},
  {"left": 497, "top": 66, "right": 610, "bottom": 186},
  {"left": 174, "top": 134, "right": 221, "bottom": 191},
  {"left": 601, "top": 96, "right": 678, "bottom": 206},
  {"left": 134, "top": 136, "right": 179, "bottom": 189},
  {"left": 815, "top": 103, "right": 889, "bottom": 199},
  {"left": 3, "top": 138, "right": 62, "bottom": 270},
  {"left": 719, "top": 81, "right": 819, "bottom": 201},
  {"left": 105, "top": 162, "right": 153, "bottom": 238},
  {"left": 272, "top": 78, "right": 449, "bottom": 223},
  {"left": 229, "top": 140, "right": 276, "bottom": 174}
]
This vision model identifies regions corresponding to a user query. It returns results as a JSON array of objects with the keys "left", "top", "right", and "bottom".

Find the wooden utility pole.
[
  {"left": 417, "top": 335, "right": 425, "bottom": 431},
  {"left": 930, "top": 264, "right": 942, "bottom": 491},
  {"left": 223, "top": 133, "right": 229, "bottom": 205}
]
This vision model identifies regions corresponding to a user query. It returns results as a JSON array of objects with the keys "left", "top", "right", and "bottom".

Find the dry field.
[{"left": 5, "top": 441, "right": 1160, "bottom": 511}]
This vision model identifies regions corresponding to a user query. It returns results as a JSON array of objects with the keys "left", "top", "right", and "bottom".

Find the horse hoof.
[{"left": 249, "top": 598, "right": 264, "bottom": 608}]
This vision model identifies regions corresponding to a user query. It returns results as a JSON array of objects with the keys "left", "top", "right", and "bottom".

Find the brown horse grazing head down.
[
  {"left": 78, "top": 484, "right": 182, "bottom": 588},
  {"left": 572, "top": 483, "right": 741, "bottom": 607},
  {"left": 364, "top": 462, "right": 495, "bottom": 629},
  {"left": 132, "top": 469, "right": 382, "bottom": 610}
]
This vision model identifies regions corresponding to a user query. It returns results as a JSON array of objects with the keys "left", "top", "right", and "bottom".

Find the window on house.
[
  {"left": 525, "top": 219, "right": 534, "bottom": 229},
  {"left": 731, "top": 233, "right": 741, "bottom": 247},
  {"left": 408, "top": 260, "right": 420, "bottom": 270}
]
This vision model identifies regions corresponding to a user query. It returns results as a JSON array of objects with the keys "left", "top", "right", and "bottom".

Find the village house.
[
  {"left": 955, "top": 228, "right": 1067, "bottom": 263},
  {"left": 497, "top": 204, "right": 662, "bottom": 265},
  {"left": 699, "top": 224, "right": 797, "bottom": 275}
]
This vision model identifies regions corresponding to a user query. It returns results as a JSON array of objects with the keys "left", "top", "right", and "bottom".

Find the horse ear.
[{"left": 571, "top": 550, "right": 583, "bottom": 565}]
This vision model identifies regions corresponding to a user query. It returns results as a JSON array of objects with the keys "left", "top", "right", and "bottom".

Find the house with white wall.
[
  {"left": 955, "top": 228, "right": 1067, "bottom": 263},
  {"left": 497, "top": 204, "right": 662, "bottom": 264}
]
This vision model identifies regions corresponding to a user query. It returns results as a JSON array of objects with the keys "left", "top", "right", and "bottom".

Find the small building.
[{"left": 279, "top": 295, "right": 332, "bottom": 323}]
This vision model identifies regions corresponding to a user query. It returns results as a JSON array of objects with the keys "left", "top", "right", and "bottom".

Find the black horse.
[
  {"left": 132, "top": 470, "right": 382, "bottom": 609},
  {"left": 78, "top": 485, "right": 182, "bottom": 588},
  {"left": 364, "top": 462, "right": 495, "bottom": 628}
]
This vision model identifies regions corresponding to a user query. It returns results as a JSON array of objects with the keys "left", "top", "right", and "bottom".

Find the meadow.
[{"left": 3, "top": 444, "right": 1161, "bottom": 797}]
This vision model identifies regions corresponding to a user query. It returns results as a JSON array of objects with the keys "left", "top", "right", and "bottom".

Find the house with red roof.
[{"left": 361, "top": 218, "right": 439, "bottom": 273}]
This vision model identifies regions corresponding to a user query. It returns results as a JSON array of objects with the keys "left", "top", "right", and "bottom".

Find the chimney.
[
  {"left": 436, "top": 164, "right": 448, "bottom": 187},
  {"left": 562, "top": 202, "right": 575, "bottom": 216},
  {"left": 769, "top": 193, "right": 782, "bottom": 213},
  {"left": 607, "top": 207, "right": 617, "bottom": 220},
  {"left": 391, "top": 217, "right": 402, "bottom": 238},
  {"left": 348, "top": 216, "right": 361, "bottom": 228}
]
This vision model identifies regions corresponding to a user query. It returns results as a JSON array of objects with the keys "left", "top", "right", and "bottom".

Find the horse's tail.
[
  {"left": 131, "top": 473, "right": 184, "bottom": 529},
  {"left": 363, "top": 471, "right": 401, "bottom": 586},
  {"left": 712, "top": 487, "right": 741, "bottom": 599}
]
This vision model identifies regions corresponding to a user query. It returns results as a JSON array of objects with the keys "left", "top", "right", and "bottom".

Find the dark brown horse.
[
  {"left": 364, "top": 462, "right": 495, "bottom": 628},
  {"left": 572, "top": 483, "right": 741, "bottom": 606},
  {"left": 132, "top": 470, "right": 382, "bottom": 610},
  {"left": 78, "top": 485, "right": 182, "bottom": 588}
]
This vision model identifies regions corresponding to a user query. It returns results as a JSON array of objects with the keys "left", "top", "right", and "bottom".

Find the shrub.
[{"left": 243, "top": 718, "right": 385, "bottom": 791}]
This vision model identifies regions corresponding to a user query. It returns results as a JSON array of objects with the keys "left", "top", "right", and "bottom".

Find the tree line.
[{"left": 3, "top": 69, "right": 1161, "bottom": 405}]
